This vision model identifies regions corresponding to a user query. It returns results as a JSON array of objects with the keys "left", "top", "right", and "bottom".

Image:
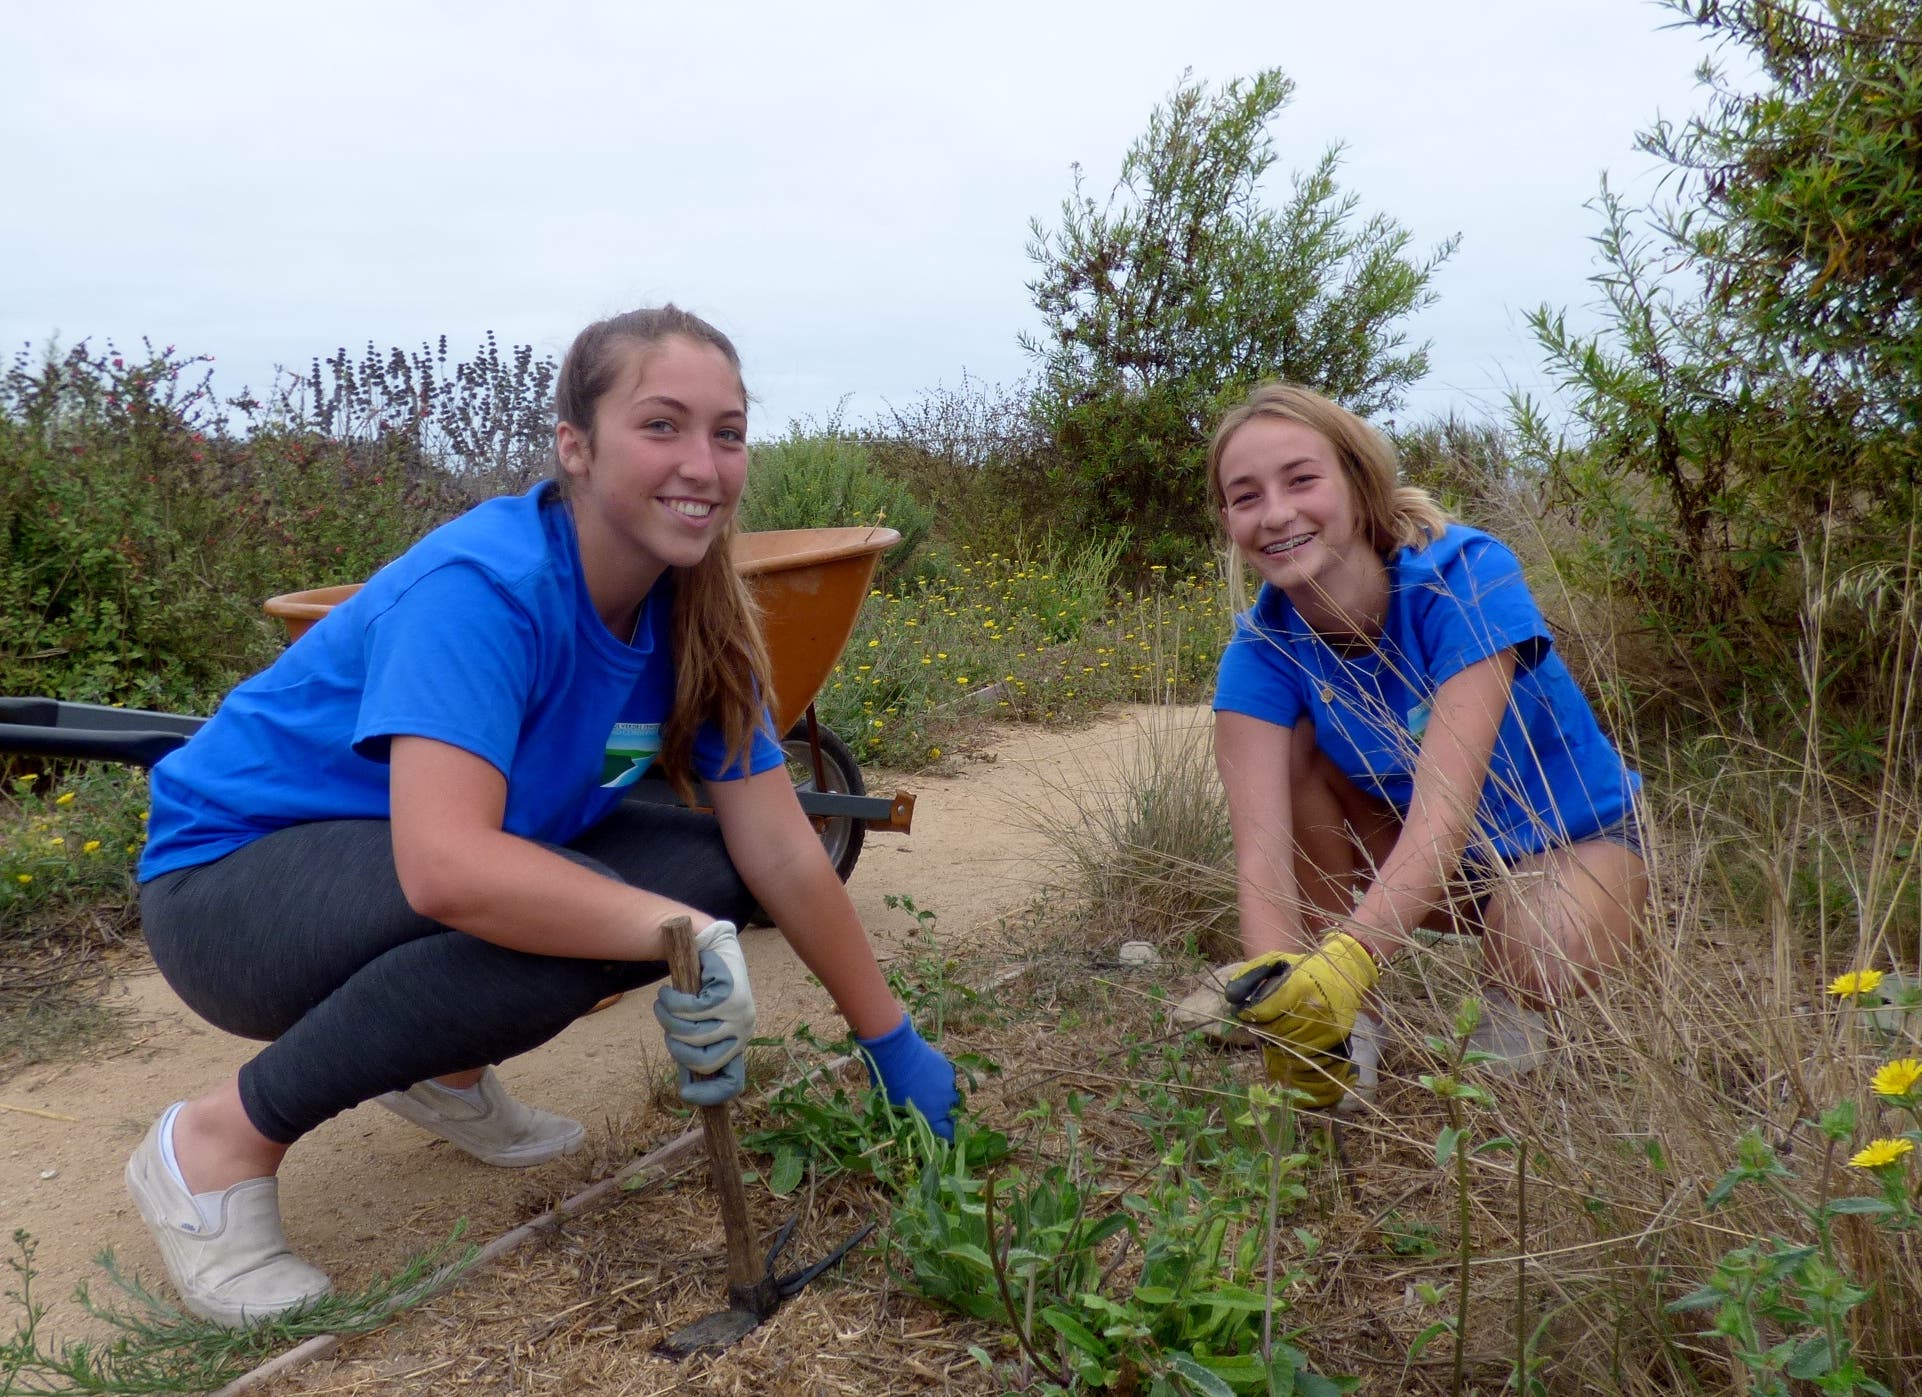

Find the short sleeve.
[
  {"left": 692, "top": 708, "right": 787, "bottom": 782},
  {"left": 1412, "top": 534, "right": 1552, "bottom": 686},
  {"left": 353, "top": 564, "right": 540, "bottom": 775},
  {"left": 1213, "top": 608, "right": 1307, "bottom": 729}
]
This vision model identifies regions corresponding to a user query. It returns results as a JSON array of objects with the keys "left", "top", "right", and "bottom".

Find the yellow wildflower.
[
  {"left": 19, "top": 773, "right": 36, "bottom": 785},
  {"left": 1829, "top": 968, "right": 1886, "bottom": 997},
  {"left": 1848, "top": 1138, "right": 1914, "bottom": 1169},
  {"left": 82, "top": 840, "right": 101, "bottom": 854},
  {"left": 1872, "top": 1058, "right": 1922, "bottom": 1100},
  {"left": 14, "top": 874, "right": 30, "bottom": 885},
  {"left": 55, "top": 791, "right": 76, "bottom": 805}
]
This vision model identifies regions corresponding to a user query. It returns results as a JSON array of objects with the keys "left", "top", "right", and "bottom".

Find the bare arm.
[
  {"left": 1348, "top": 649, "right": 1517, "bottom": 963},
  {"left": 388, "top": 735, "right": 704, "bottom": 960},
  {"left": 706, "top": 766, "right": 901, "bottom": 1040},
  {"left": 1215, "top": 710, "right": 1313, "bottom": 959}
]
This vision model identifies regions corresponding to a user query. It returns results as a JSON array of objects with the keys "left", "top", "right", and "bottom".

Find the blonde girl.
[{"left": 1208, "top": 384, "right": 1647, "bottom": 1106}]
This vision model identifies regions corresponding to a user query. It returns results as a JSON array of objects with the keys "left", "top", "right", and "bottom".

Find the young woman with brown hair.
[{"left": 126, "top": 306, "right": 957, "bottom": 1326}]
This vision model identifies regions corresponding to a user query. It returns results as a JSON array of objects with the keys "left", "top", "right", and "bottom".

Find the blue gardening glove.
[
  {"left": 1223, "top": 932, "right": 1378, "bottom": 1057},
  {"left": 653, "top": 920, "right": 755, "bottom": 1106},
  {"left": 856, "top": 1015, "right": 959, "bottom": 1141}
]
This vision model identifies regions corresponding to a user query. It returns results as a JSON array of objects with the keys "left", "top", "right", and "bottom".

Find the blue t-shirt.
[
  {"left": 1212, "top": 525, "right": 1638, "bottom": 863},
  {"left": 141, "top": 482, "right": 784, "bottom": 880}
]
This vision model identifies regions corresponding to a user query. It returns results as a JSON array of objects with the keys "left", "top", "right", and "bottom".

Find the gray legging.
[{"left": 138, "top": 803, "right": 755, "bottom": 1145}]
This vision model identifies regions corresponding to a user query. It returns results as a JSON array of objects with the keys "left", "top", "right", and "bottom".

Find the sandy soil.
[{"left": 0, "top": 707, "right": 1207, "bottom": 1349}]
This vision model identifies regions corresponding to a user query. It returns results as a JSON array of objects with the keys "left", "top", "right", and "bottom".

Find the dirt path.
[{"left": 0, "top": 706, "right": 1207, "bottom": 1348}]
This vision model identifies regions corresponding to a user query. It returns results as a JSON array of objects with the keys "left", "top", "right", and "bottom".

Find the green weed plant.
[{"left": 1, "top": 1225, "right": 474, "bottom": 1395}]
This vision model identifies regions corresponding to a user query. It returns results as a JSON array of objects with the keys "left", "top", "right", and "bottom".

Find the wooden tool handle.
[{"left": 662, "top": 915, "right": 762, "bottom": 1292}]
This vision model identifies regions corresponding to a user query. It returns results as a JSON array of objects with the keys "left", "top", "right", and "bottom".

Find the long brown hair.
[
  {"left": 553, "top": 307, "right": 773, "bottom": 801},
  {"left": 1207, "top": 382, "right": 1451, "bottom": 608}
]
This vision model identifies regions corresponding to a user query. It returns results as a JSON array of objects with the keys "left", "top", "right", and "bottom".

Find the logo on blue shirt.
[{"left": 601, "top": 722, "right": 663, "bottom": 788}]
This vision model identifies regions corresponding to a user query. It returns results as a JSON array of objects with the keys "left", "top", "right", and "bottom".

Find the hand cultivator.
[{"left": 653, "top": 915, "right": 874, "bottom": 1358}]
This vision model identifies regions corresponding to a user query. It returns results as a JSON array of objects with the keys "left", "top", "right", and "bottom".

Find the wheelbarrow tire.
[{"left": 781, "top": 719, "right": 866, "bottom": 884}]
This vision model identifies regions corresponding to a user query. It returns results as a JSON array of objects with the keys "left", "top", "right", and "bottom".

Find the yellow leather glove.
[
  {"left": 1222, "top": 932, "right": 1379, "bottom": 1056},
  {"left": 1256, "top": 1036, "right": 1357, "bottom": 1110}
]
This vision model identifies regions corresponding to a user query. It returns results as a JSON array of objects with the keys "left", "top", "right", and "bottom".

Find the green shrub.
[
  {"left": 739, "top": 434, "right": 933, "bottom": 580},
  {"left": 0, "top": 344, "right": 471, "bottom": 712},
  {"left": 860, "top": 373, "right": 1054, "bottom": 552},
  {"left": 0, "top": 344, "right": 276, "bottom": 710}
]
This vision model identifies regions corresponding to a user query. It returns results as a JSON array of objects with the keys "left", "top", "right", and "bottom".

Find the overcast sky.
[{"left": 4, "top": 1, "right": 1718, "bottom": 438}]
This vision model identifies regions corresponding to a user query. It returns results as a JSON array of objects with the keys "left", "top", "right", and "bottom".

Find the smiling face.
[
  {"left": 1216, "top": 414, "right": 1386, "bottom": 632},
  {"left": 556, "top": 334, "right": 748, "bottom": 622}
]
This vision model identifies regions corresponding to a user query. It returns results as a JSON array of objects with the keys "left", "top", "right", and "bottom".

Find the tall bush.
[
  {"left": 1516, "top": 1, "right": 1921, "bottom": 717},
  {"left": 0, "top": 344, "right": 272, "bottom": 708},
  {"left": 1, "top": 343, "right": 463, "bottom": 711},
  {"left": 1022, "top": 68, "right": 1456, "bottom": 576}
]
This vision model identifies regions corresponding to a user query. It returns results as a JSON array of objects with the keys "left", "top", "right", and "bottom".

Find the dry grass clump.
[{"left": 1027, "top": 704, "right": 1239, "bottom": 962}]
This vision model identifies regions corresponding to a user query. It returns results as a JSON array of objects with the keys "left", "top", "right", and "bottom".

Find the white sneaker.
[
  {"left": 1466, "top": 991, "right": 1550, "bottom": 1074},
  {"left": 376, "top": 1066, "right": 584, "bottom": 1167},
  {"left": 125, "top": 1112, "right": 332, "bottom": 1328}
]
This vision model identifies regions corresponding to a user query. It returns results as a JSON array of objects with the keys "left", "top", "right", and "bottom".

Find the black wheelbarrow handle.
[
  {"left": 0, "top": 698, "right": 205, "bottom": 769},
  {"left": 0, "top": 697, "right": 913, "bottom": 838}
]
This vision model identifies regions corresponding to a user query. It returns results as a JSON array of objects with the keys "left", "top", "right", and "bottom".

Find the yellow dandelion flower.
[
  {"left": 929, "top": 747, "right": 941, "bottom": 759},
  {"left": 1830, "top": 968, "right": 1886, "bottom": 997},
  {"left": 55, "top": 791, "right": 76, "bottom": 805},
  {"left": 1849, "top": 1138, "right": 1915, "bottom": 1169},
  {"left": 14, "top": 874, "right": 30, "bottom": 885},
  {"left": 47, "top": 836, "right": 64, "bottom": 846},
  {"left": 18, "top": 773, "right": 37, "bottom": 785},
  {"left": 1872, "top": 1058, "right": 1922, "bottom": 1100},
  {"left": 83, "top": 840, "right": 101, "bottom": 854}
]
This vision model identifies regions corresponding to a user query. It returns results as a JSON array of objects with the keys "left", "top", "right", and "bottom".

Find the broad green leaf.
[
  {"left": 1824, "top": 1196, "right": 1895, "bottom": 1215},
  {"left": 1294, "top": 1372, "right": 1359, "bottom": 1396},
  {"left": 768, "top": 1147, "right": 805, "bottom": 1197},
  {"left": 1040, "top": 1305, "right": 1110, "bottom": 1359},
  {"left": 1167, "top": 1352, "right": 1238, "bottom": 1397},
  {"left": 938, "top": 1243, "right": 995, "bottom": 1275},
  {"left": 1785, "top": 1334, "right": 1835, "bottom": 1380}
]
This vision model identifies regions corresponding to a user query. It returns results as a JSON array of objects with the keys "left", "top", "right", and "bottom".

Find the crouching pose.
[
  {"left": 129, "top": 306, "right": 958, "bottom": 1326},
  {"left": 1208, "top": 384, "right": 1647, "bottom": 1108}
]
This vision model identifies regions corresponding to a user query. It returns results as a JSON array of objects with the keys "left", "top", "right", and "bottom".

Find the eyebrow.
[
  {"left": 1221, "top": 455, "right": 1319, "bottom": 490},
  {"left": 632, "top": 394, "right": 747, "bottom": 421}
]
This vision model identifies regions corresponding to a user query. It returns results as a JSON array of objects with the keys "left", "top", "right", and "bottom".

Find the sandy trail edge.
[{"left": 0, "top": 706, "right": 1208, "bottom": 1348}]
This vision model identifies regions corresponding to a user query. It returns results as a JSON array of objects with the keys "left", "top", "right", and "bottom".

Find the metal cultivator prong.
[{"left": 773, "top": 1219, "right": 876, "bottom": 1299}]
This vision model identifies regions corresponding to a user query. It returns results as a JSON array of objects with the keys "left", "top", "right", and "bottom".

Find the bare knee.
[{"left": 1481, "top": 842, "right": 1648, "bottom": 1008}]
